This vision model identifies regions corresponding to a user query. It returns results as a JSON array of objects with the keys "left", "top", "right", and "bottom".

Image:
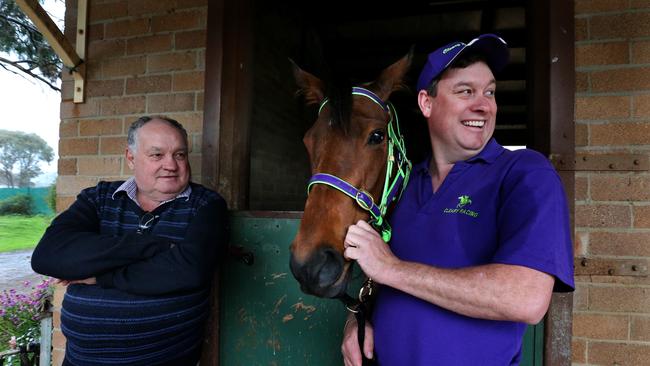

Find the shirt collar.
[
  {"left": 414, "top": 138, "right": 505, "bottom": 176},
  {"left": 112, "top": 177, "right": 192, "bottom": 207}
]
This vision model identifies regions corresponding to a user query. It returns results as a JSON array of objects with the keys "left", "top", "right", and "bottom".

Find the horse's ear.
[
  {"left": 290, "top": 58, "right": 325, "bottom": 106},
  {"left": 372, "top": 47, "right": 413, "bottom": 101}
]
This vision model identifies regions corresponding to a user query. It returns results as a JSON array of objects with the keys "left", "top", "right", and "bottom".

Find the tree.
[
  {"left": 0, "top": 0, "right": 62, "bottom": 91},
  {"left": 0, "top": 129, "right": 53, "bottom": 188}
]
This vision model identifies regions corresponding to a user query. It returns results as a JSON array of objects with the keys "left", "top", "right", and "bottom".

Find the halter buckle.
[{"left": 355, "top": 190, "right": 375, "bottom": 211}]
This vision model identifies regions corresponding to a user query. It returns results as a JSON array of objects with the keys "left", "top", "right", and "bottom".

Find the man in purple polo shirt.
[{"left": 340, "top": 34, "right": 575, "bottom": 365}]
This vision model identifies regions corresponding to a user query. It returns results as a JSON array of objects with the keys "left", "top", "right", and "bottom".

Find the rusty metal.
[
  {"left": 575, "top": 257, "right": 649, "bottom": 276},
  {"left": 551, "top": 153, "right": 650, "bottom": 171}
]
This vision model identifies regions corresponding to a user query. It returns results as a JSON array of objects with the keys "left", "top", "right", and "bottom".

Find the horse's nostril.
[
  {"left": 289, "top": 246, "right": 344, "bottom": 296},
  {"left": 316, "top": 248, "right": 342, "bottom": 286}
]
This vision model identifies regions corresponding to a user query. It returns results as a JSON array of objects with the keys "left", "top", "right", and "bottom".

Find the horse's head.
[{"left": 289, "top": 53, "right": 412, "bottom": 298}]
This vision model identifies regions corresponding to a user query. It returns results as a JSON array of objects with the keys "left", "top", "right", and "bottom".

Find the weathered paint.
[{"left": 220, "top": 215, "right": 543, "bottom": 365}]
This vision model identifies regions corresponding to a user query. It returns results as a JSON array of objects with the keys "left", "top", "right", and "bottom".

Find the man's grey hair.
[{"left": 127, "top": 116, "right": 188, "bottom": 152}]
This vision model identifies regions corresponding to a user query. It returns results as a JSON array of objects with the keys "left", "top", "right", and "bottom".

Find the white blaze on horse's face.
[{"left": 289, "top": 53, "right": 412, "bottom": 298}]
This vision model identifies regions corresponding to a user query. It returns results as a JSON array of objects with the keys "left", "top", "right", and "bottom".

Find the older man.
[
  {"left": 32, "top": 116, "right": 227, "bottom": 365},
  {"left": 341, "top": 34, "right": 574, "bottom": 366}
]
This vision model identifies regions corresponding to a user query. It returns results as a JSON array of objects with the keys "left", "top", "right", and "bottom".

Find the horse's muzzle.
[{"left": 289, "top": 245, "right": 349, "bottom": 298}]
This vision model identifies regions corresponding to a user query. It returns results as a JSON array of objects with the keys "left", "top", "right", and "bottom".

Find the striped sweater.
[{"left": 32, "top": 181, "right": 227, "bottom": 365}]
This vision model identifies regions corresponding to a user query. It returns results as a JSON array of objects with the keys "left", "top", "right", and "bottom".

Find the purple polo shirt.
[{"left": 372, "top": 139, "right": 574, "bottom": 365}]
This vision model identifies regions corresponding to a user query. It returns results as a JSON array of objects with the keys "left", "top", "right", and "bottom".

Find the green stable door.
[{"left": 220, "top": 214, "right": 543, "bottom": 365}]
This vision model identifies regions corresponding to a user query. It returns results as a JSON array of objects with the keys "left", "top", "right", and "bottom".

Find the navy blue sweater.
[{"left": 32, "top": 181, "right": 227, "bottom": 365}]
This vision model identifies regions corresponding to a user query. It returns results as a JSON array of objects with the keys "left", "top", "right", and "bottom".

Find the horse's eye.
[{"left": 367, "top": 129, "right": 385, "bottom": 145}]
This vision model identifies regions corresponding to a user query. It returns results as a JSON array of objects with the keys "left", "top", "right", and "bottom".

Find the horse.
[{"left": 289, "top": 52, "right": 413, "bottom": 300}]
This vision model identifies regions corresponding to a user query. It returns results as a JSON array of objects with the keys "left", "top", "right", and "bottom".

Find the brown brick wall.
[
  {"left": 52, "top": 0, "right": 208, "bottom": 361},
  {"left": 574, "top": 1, "right": 650, "bottom": 364}
]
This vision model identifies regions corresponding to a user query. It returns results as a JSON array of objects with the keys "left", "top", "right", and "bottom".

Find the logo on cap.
[{"left": 443, "top": 43, "right": 463, "bottom": 54}]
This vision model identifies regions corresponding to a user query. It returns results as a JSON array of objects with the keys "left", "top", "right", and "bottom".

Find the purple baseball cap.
[{"left": 416, "top": 33, "right": 510, "bottom": 92}]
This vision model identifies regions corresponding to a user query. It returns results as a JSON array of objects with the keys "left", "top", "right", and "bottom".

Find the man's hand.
[
  {"left": 56, "top": 277, "right": 97, "bottom": 286},
  {"left": 341, "top": 315, "right": 374, "bottom": 366},
  {"left": 343, "top": 220, "right": 400, "bottom": 283}
]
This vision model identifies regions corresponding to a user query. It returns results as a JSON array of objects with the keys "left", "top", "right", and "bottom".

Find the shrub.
[
  {"left": 45, "top": 184, "right": 56, "bottom": 213},
  {"left": 0, "top": 194, "right": 34, "bottom": 215},
  {"left": 0, "top": 278, "right": 53, "bottom": 365}
]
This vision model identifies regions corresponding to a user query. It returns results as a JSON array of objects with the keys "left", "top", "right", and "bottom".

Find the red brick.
[
  {"left": 147, "top": 93, "right": 195, "bottom": 113},
  {"left": 592, "top": 67, "right": 650, "bottom": 92},
  {"left": 632, "top": 0, "right": 650, "bottom": 9},
  {"left": 591, "top": 123, "right": 650, "bottom": 146},
  {"left": 196, "top": 92, "right": 204, "bottom": 110},
  {"left": 78, "top": 157, "right": 123, "bottom": 175},
  {"left": 590, "top": 231, "right": 650, "bottom": 256},
  {"left": 573, "top": 284, "right": 590, "bottom": 311},
  {"left": 86, "top": 79, "right": 125, "bottom": 98},
  {"left": 126, "top": 34, "right": 173, "bottom": 55},
  {"left": 105, "top": 18, "right": 151, "bottom": 39},
  {"left": 575, "top": 95, "right": 630, "bottom": 120},
  {"left": 588, "top": 342, "right": 650, "bottom": 365},
  {"left": 572, "top": 339, "right": 586, "bottom": 364},
  {"left": 79, "top": 119, "right": 124, "bottom": 136},
  {"left": 87, "top": 23, "right": 105, "bottom": 43},
  {"left": 575, "top": 204, "right": 631, "bottom": 228},
  {"left": 590, "top": 286, "right": 650, "bottom": 312},
  {"left": 575, "top": 0, "right": 630, "bottom": 13},
  {"left": 60, "top": 100, "right": 100, "bottom": 119},
  {"left": 573, "top": 313, "right": 629, "bottom": 339},
  {"left": 631, "top": 316, "right": 650, "bottom": 341},
  {"left": 89, "top": 0, "right": 128, "bottom": 21},
  {"left": 103, "top": 56, "right": 147, "bottom": 78},
  {"left": 591, "top": 12, "right": 650, "bottom": 40},
  {"left": 55, "top": 196, "right": 75, "bottom": 213},
  {"left": 576, "top": 176, "right": 588, "bottom": 201},
  {"left": 56, "top": 176, "right": 99, "bottom": 196},
  {"left": 100, "top": 96, "right": 147, "bottom": 116},
  {"left": 592, "top": 175, "right": 650, "bottom": 201},
  {"left": 175, "top": 30, "right": 206, "bottom": 50},
  {"left": 575, "top": 123, "right": 588, "bottom": 146},
  {"left": 173, "top": 71, "right": 204, "bottom": 91},
  {"left": 575, "top": 18, "right": 588, "bottom": 42},
  {"left": 100, "top": 136, "right": 128, "bottom": 155},
  {"left": 576, "top": 71, "right": 589, "bottom": 93},
  {"left": 151, "top": 10, "right": 205, "bottom": 33},
  {"left": 633, "top": 94, "right": 650, "bottom": 118},
  {"left": 576, "top": 42, "right": 629, "bottom": 66},
  {"left": 59, "top": 137, "right": 99, "bottom": 156},
  {"left": 127, "top": 0, "right": 179, "bottom": 16},
  {"left": 161, "top": 113, "right": 201, "bottom": 136},
  {"left": 147, "top": 52, "right": 196, "bottom": 73},
  {"left": 633, "top": 205, "right": 650, "bottom": 228},
  {"left": 632, "top": 40, "right": 650, "bottom": 64},
  {"left": 59, "top": 120, "right": 79, "bottom": 138},
  {"left": 58, "top": 158, "right": 77, "bottom": 175},
  {"left": 126, "top": 75, "right": 172, "bottom": 95},
  {"left": 87, "top": 39, "right": 126, "bottom": 60},
  {"left": 61, "top": 80, "right": 75, "bottom": 101}
]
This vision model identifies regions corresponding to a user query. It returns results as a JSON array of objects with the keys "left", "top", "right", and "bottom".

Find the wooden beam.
[{"left": 15, "top": 0, "right": 87, "bottom": 103}]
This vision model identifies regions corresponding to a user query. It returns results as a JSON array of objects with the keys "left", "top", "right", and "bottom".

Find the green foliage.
[
  {"left": 0, "top": 0, "right": 62, "bottom": 91},
  {"left": 0, "top": 278, "right": 53, "bottom": 365},
  {"left": 0, "top": 130, "right": 54, "bottom": 188},
  {"left": 45, "top": 183, "right": 56, "bottom": 212},
  {"left": 0, "top": 215, "right": 51, "bottom": 252},
  {"left": 0, "top": 194, "right": 34, "bottom": 215}
]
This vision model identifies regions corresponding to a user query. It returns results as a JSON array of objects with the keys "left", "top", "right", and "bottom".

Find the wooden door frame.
[{"left": 202, "top": 0, "right": 575, "bottom": 364}]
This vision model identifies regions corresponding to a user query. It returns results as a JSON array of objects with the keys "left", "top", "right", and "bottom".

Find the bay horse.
[{"left": 289, "top": 53, "right": 413, "bottom": 300}]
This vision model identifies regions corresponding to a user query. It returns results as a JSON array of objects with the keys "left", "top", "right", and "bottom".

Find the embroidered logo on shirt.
[
  {"left": 456, "top": 195, "right": 472, "bottom": 208},
  {"left": 443, "top": 195, "right": 479, "bottom": 218}
]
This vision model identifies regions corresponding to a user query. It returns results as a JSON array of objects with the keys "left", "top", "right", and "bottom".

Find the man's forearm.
[{"left": 379, "top": 262, "right": 554, "bottom": 324}]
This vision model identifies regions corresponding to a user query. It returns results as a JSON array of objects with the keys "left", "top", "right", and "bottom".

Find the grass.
[{"left": 0, "top": 215, "right": 52, "bottom": 253}]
